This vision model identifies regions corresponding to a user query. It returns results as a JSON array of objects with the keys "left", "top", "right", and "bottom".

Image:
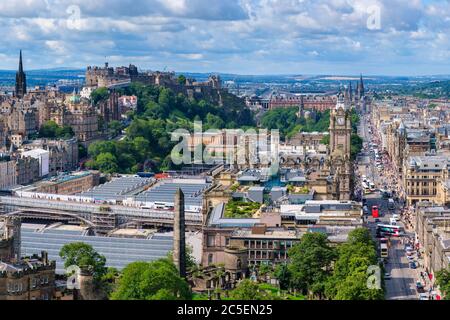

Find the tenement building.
[
  {"left": 0, "top": 217, "right": 56, "bottom": 300},
  {"left": 404, "top": 155, "right": 450, "bottom": 206},
  {"left": 415, "top": 205, "right": 450, "bottom": 277}
]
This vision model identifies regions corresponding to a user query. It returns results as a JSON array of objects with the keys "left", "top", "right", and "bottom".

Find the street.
[{"left": 355, "top": 113, "right": 428, "bottom": 300}]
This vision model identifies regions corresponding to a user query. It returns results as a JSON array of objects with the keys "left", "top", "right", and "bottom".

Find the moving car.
[
  {"left": 409, "top": 262, "right": 417, "bottom": 269},
  {"left": 384, "top": 273, "right": 391, "bottom": 280}
]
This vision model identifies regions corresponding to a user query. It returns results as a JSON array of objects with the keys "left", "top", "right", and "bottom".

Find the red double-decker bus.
[{"left": 372, "top": 205, "right": 379, "bottom": 218}]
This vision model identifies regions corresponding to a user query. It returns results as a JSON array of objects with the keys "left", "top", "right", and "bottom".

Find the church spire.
[
  {"left": 15, "top": 50, "right": 27, "bottom": 98},
  {"left": 19, "top": 50, "right": 23, "bottom": 73},
  {"left": 358, "top": 74, "right": 364, "bottom": 99}
]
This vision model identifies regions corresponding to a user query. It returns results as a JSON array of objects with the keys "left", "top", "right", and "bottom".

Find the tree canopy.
[
  {"left": 38, "top": 120, "right": 75, "bottom": 139},
  {"left": 287, "top": 232, "right": 336, "bottom": 298},
  {"left": 91, "top": 87, "right": 110, "bottom": 104},
  {"left": 59, "top": 242, "right": 108, "bottom": 282},
  {"left": 86, "top": 83, "right": 255, "bottom": 174},
  {"left": 436, "top": 269, "right": 450, "bottom": 300},
  {"left": 111, "top": 259, "right": 192, "bottom": 300}
]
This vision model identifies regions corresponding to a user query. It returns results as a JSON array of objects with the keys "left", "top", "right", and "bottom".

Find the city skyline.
[{"left": 0, "top": 0, "right": 449, "bottom": 76}]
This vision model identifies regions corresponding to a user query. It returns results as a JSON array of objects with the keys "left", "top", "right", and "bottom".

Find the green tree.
[
  {"left": 178, "top": 75, "right": 187, "bottom": 85},
  {"left": 39, "top": 121, "right": 74, "bottom": 139},
  {"left": 96, "top": 152, "right": 119, "bottom": 174},
  {"left": 288, "top": 232, "right": 336, "bottom": 298},
  {"left": 351, "top": 134, "right": 363, "bottom": 159},
  {"left": 325, "top": 228, "right": 383, "bottom": 300},
  {"left": 91, "top": 87, "right": 110, "bottom": 104},
  {"left": 229, "top": 280, "right": 280, "bottom": 300},
  {"left": 436, "top": 269, "right": 450, "bottom": 300},
  {"left": 111, "top": 259, "right": 192, "bottom": 300},
  {"left": 273, "top": 264, "right": 291, "bottom": 290},
  {"left": 59, "top": 242, "right": 107, "bottom": 282},
  {"left": 108, "top": 120, "right": 124, "bottom": 137}
]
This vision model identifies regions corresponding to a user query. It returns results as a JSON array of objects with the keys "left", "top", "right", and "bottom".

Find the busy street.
[{"left": 355, "top": 113, "right": 441, "bottom": 300}]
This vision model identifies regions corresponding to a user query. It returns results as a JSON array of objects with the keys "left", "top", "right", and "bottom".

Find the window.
[
  {"left": 207, "top": 235, "right": 215, "bottom": 247},
  {"left": 208, "top": 253, "right": 213, "bottom": 265}
]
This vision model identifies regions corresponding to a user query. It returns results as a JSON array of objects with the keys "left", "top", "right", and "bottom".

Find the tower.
[
  {"left": 173, "top": 188, "right": 186, "bottom": 278},
  {"left": 15, "top": 50, "right": 27, "bottom": 98},
  {"left": 357, "top": 74, "right": 364, "bottom": 100},
  {"left": 4, "top": 216, "right": 21, "bottom": 261},
  {"left": 348, "top": 82, "right": 353, "bottom": 103},
  {"left": 298, "top": 95, "right": 305, "bottom": 117},
  {"left": 329, "top": 94, "right": 353, "bottom": 200}
]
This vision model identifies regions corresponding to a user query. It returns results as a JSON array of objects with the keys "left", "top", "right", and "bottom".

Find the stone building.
[
  {"left": 33, "top": 139, "right": 79, "bottom": 176},
  {"left": 404, "top": 155, "right": 450, "bottom": 206},
  {"left": 415, "top": 205, "right": 450, "bottom": 277},
  {"left": 0, "top": 156, "right": 16, "bottom": 190},
  {"left": 15, "top": 155, "right": 40, "bottom": 186},
  {"left": 35, "top": 171, "right": 100, "bottom": 195},
  {"left": 0, "top": 216, "right": 56, "bottom": 300}
]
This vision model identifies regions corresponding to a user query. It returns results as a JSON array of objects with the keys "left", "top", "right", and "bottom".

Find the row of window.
[
  {"left": 407, "top": 181, "right": 437, "bottom": 187},
  {"left": 7, "top": 276, "right": 50, "bottom": 293},
  {"left": 408, "top": 189, "right": 437, "bottom": 196}
]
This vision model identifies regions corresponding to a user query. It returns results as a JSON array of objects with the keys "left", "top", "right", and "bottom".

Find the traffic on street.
[{"left": 355, "top": 113, "right": 440, "bottom": 300}]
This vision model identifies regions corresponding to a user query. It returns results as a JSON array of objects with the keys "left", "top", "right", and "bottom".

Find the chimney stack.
[{"left": 173, "top": 188, "right": 186, "bottom": 278}]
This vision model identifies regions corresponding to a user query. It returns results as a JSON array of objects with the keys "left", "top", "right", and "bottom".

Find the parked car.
[{"left": 384, "top": 273, "right": 391, "bottom": 280}]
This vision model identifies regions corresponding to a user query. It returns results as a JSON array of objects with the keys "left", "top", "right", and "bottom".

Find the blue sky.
[{"left": 0, "top": 0, "right": 449, "bottom": 75}]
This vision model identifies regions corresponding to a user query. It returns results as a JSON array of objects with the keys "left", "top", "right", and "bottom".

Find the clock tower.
[{"left": 329, "top": 93, "right": 353, "bottom": 200}]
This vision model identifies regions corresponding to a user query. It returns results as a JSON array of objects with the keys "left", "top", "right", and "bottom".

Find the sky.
[{"left": 0, "top": 0, "right": 449, "bottom": 76}]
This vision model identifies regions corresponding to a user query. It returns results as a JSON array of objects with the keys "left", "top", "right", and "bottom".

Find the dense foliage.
[
  {"left": 59, "top": 242, "right": 108, "bottom": 282},
  {"left": 86, "top": 83, "right": 254, "bottom": 173},
  {"left": 325, "top": 228, "right": 384, "bottom": 300},
  {"left": 272, "top": 228, "right": 385, "bottom": 300},
  {"left": 287, "top": 232, "right": 336, "bottom": 299},
  {"left": 260, "top": 107, "right": 330, "bottom": 139},
  {"left": 91, "top": 87, "right": 110, "bottom": 104},
  {"left": 111, "top": 259, "right": 192, "bottom": 300},
  {"left": 436, "top": 269, "right": 450, "bottom": 300},
  {"left": 39, "top": 120, "right": 75, "bottom": 139}
]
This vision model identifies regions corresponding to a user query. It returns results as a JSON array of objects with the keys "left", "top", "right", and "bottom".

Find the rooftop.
[
  {"left": 78, "top": 176, "right": 154, "bottom": 201},
  {"left": 20, "top": 223, "right": 174, "bottom": 274},
  {"left": 134, "top": 180, "right": 211, "bottom": 207}
]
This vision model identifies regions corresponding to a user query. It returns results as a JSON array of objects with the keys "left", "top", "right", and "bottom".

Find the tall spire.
[
  {"left": 19, "top": 50, "right": 23, "bottom": 73},
  {"left": 15, "top": 50, "right": 27, "bottom": 98}
]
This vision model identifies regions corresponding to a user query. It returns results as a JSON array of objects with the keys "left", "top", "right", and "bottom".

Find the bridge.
[{"left": 0, "top": 196, "right": 203, "bottom": 234}]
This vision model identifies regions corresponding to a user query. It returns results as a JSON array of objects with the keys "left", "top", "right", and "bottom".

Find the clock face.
[{"left": 337, "top": 117, "right": 345, "bottom": 126}]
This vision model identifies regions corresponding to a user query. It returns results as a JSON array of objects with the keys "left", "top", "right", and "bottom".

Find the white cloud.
[{"left": 0, "top": 0, "right": 449, "bottom": 75}]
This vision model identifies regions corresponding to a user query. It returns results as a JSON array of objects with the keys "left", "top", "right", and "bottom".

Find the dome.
[{"left": 67, "top": 89, "right": 81, "bottom": 104}]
